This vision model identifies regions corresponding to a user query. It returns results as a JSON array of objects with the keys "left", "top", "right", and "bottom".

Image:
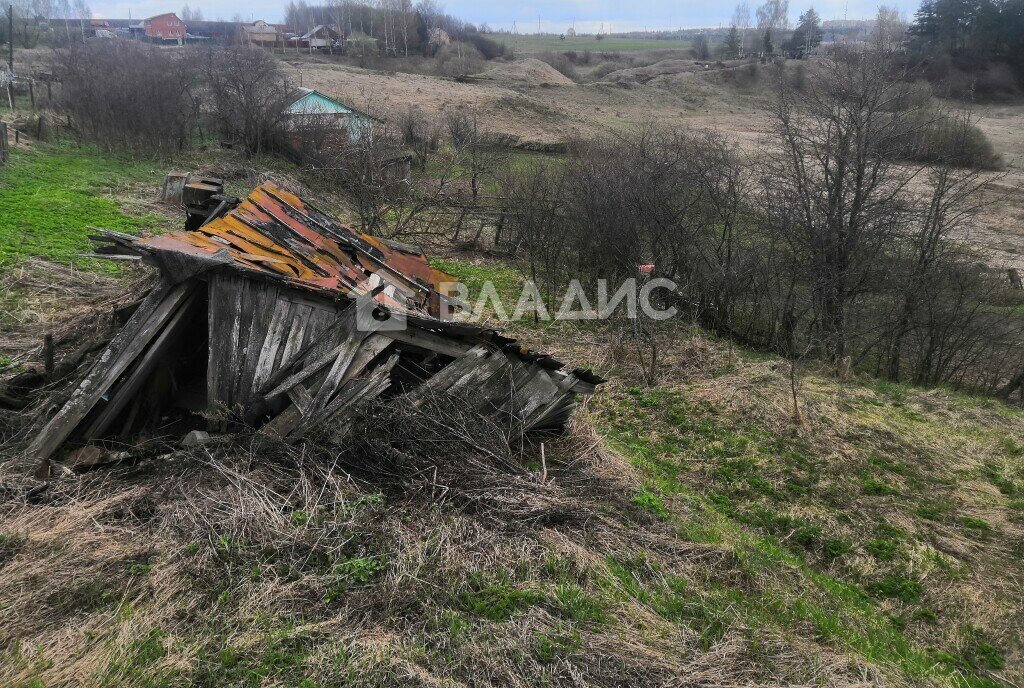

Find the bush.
[
  {"left": 896, "top": 110, "right": 1003, "bottom": 170},
  {"left": 435, "top": 43, "right": 485, "bottom": 77},
  {"left": 195, "top": 46, "right": 292, "bottom": 157},
  {"left": 55, "top": 41, "right": 199, "bottom": 155},
  {"left": 464, "top": 31, "right": 508, "bottom": 60},
  {"left": 537, "top": 51, "right": 580, "bottom": 82}
]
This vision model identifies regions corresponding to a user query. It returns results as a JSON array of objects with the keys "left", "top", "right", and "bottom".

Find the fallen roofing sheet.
[{"left": 113, "top": 182, "right": 459, "bottom": 318}]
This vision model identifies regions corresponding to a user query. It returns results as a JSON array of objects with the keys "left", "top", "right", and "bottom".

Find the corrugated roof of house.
[{"left": 283, "top": 88, "right": 379, "bottom": 121}]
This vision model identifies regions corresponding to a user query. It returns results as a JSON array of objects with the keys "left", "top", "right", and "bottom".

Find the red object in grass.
[{"left": 638, "top": 264, "right": 655, "bottom": 275}]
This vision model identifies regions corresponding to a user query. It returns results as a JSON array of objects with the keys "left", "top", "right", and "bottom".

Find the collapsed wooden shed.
[{"left": 27, "top": 182, "right": 602, "bottom": 467}]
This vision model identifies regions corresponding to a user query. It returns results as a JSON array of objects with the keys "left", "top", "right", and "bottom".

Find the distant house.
[
  {"left": 290, "top": 24, "right": 341, "bottom": 51},
  {"left": 241, "top": 19, "right": 279, "bottom": 46},
  {"left": 137, "top": 13, "right": 186, "bottom": 44},
  {"left": 284, "top": 87, "right": 377, "bottom": 141}
]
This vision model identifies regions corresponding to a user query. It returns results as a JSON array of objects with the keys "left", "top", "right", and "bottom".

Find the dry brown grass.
[{"left": 0, "top": 389, "right": 885, "bottom": 687}]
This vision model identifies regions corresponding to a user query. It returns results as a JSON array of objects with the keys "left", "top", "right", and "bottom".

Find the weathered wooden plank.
[
  {"left": 263, "top": 340, "right": 346, "bottom": 400},
  {"left": 277, "top": 302, "right": 312, "bottom": 372},
  {"left": 261, "top": 308, "right": 360, "bottom": 401},
  {"left": 388, "top": 326, "right": 472, "bottom": 358},
  {"left": 82, "top": 289, "right": 200, "bottom": 438},
  {"left": 302, "top": 302, "right": 341, "bottom": 350},
  {"left": 506, "top": 368, "right": 560, "bottom": 422},
  {"left": 261, "top": 350, "right": 398, "bottom": 442},
  {"left": 251, "top": 298, "right": 293, "bottom": 393},
  {"left": 26, "top": 281, "right": 191, "bottom": 461},
  {"left": 309, "top": 316, "right": 378, "bottom": 411},
  {"left": 447, "top": 351, "right": 509, "bottom": 397},
  {"left": 229, "top": 279, "right": 259, "bottom": 405},
  {"left": 206, "top": 277, "right": 226, "bottom": 413},
  {"left": 339, "top": 334, "right": 392, "bottom": 388},
  {"left": 236, "top": 280, "right": 280, "bottom": 405},
  {"left": 287, "top": 383, "right": 313, "bottom": 416},
  {"left": 259, "top": 402, "right": 302, "bottom": 439},
  {"left": 290, "top": 352, "right": 399, "bottom": 440},
  {"left": 407, "top": 345, "right": 491, "bottom": 402},
  {"left": 208, "top": 273, "right": 245, "bottom": 409}
]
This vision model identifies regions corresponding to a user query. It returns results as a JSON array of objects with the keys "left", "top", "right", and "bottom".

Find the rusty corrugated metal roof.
[{"left": 135, "top": 182, "right": 457, "bottom": 318}]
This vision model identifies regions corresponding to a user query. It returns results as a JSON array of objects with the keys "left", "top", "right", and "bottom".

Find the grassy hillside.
[
  {"left": 1, "top": 254, "right": 1022, "bottom": 687},
  {"left": 0, "top": 142, "right": 171, "bottom": 269}
]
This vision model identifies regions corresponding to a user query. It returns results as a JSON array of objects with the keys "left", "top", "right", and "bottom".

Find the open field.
[
  {"left": 283, "top": 52, "right": 1024, "bottom": 271},
  {"left": 493, "top": 33, "right": 692, "bottom": 54}
]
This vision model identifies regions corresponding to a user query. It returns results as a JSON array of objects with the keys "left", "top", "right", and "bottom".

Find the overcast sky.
[{"left": 91, "top": 0, "right": 923, "bottom": 29}]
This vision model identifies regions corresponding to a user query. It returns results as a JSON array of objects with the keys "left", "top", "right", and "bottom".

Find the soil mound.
[{"left": 478, "top": 58, "right": 575, "bottom": 86}]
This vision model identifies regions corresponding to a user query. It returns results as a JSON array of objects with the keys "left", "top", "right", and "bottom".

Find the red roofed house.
[{"left": 140, "top": 13, "right": 186, "bottom": 44}]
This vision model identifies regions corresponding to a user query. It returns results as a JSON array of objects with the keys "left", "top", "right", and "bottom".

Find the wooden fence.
[{"left": 0, "top": 121, "right": 9, "bottom": 164}]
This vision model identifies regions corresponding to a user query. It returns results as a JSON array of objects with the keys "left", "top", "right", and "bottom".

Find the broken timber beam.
[{"left": 25, "top": 281, "right": 194, "bottom": 462}]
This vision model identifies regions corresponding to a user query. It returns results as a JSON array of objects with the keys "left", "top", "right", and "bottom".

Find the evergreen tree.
[
  {"left": 787, "top": 7, "right": 822, "bottom": 53},
  {"left": 763, "top": 28, "right": 774, "bottom": 54},
  {"left": 911, "top": 0, "right": 1024, "bottom": 87},
  {"left": 723, "top": 24, "right": 742, "bottom": 57}
]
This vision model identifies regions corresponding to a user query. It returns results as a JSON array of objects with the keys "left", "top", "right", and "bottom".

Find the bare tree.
[
  {"left": 196, "top": 45, "right": 291, "bottom": 157},
  {"left": 759, "top": 52, "right": 923, "bottom": 365},
  {"left": 733, "top": 2, "right": 752, "bottom": 54},
  {"left": 72, "top": 0, "right": 89, "bottom": 40},
  {"left": 872, "top": 5, "right": 907, "bottom": 52}
]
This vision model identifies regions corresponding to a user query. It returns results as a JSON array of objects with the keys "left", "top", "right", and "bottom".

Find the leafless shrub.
[
  {"left": 54, "top": 41, "right": 200, "bottom": 155},
  {"left": 434, "top": 43, "right": 484, "bottom": 77},
  {"left": 896, "top": 109, "right": 1002, "bottom": 169},
  {"left": 297, "top": 117, "right": 461, "bottom": 239},
  {"left": 193, "top": 45, "right": 292, "bottom": 157},
  {"left": 396, "top": 107, "right": 441, "bottom": 170}
]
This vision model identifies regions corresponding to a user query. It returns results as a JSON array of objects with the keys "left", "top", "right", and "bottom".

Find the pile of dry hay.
[{"left": 0, "top": 390, "right": 871, "bottom": 687}]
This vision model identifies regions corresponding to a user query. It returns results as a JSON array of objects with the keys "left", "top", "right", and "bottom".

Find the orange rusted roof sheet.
[{"left": 137, "top": 182, "right": 457, "bottom": 318}]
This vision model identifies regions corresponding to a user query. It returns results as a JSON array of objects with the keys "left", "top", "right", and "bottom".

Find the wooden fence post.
[{"left": 0, "top": 122, "right": 9, "bottom": 164}]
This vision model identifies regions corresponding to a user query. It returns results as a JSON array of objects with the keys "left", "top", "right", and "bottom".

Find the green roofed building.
[{"left": 284, "top": 87, "right": 378, "bottom": 141}]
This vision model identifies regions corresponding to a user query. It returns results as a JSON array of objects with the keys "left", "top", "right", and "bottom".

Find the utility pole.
[{"left": 8, "top": 4, "right": 13, "bottom": 72}]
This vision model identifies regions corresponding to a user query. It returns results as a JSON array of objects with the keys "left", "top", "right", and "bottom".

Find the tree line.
[
  {"left": 47, "top": 39, "right": 1024, "bottom": 399},
  {"left": 282, "top": 0, "right": 509, "bottom": 59},
  {"left": 910, "top": 0, "right": 1024, "bottom": 89},
  {"left": 496, "top": 51, "right": 1023, "bottom": 395}
]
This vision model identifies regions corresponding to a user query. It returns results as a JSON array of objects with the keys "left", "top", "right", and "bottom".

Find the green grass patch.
[
  {"left": 0, "top": 142, "right": 165, "bottom": 268},
  {"left": 458, "top": 576, "right": 543, "bottom": 621},
  {"left": 552, "top": 584, "right": 609, "bottom": 624},
  {"left": 429, "top": 258, "right": 525, "bottom": 309},
  {"left": 632, "top": 486, "right": 669, "bottom": 519},
  {"left": 957, "top": 516, "right": 992, "bottom": 534},
  {"left": 865, "top": 575, "right": 923, "bottom": 604},
  {"left": 861, "top": 477, "right": 900, "bottom": 497}
]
